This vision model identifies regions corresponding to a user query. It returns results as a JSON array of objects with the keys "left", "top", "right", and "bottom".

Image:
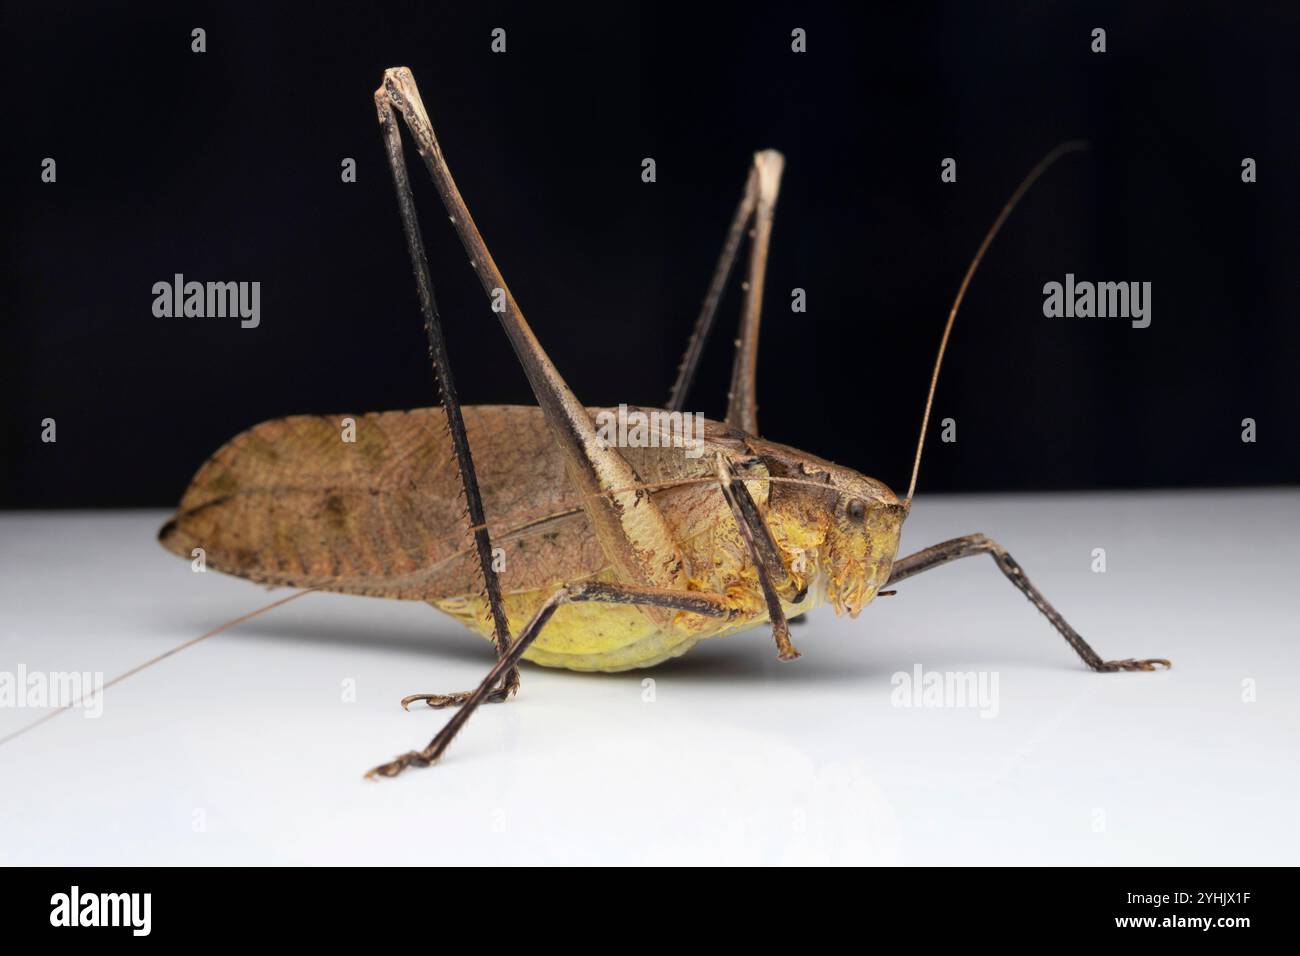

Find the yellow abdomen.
[{"left": 434, "top": 568, "right": 822, "bottom": 672}]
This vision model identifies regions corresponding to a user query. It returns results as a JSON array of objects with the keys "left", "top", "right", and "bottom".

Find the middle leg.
[{"left": 366, "top": 582, "right": 732, "bottom": 778}]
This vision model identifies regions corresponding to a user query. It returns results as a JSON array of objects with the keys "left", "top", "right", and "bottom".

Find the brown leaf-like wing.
[
  {"left": 160, "top": 405, "right": 752, "bottom": 602},
  {"left": 159, "top": 406, "right": 607, "bottom": 599}
]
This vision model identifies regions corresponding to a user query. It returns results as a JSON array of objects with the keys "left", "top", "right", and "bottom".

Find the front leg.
[
  {"left": 887, "top": 533, "right": 1171, "bottom": 672},
  {"left": 715, "top": 454, "right": 801, "bottom": 661}
]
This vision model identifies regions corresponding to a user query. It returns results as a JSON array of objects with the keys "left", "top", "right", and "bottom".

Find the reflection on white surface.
[{"left": 1, "top": 490, "right": 1296, "bottom": 864}]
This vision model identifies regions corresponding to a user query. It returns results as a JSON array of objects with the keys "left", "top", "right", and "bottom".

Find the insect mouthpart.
[{"left": 824, "top": 497, "right": 906, "bottom": 618}]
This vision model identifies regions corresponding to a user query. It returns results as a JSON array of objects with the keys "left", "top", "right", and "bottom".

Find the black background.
[
  {"left": 8, "top": 866, "right": 1278, "bottom": 939},
  {"left": 4, "top": 1, "right": 1297, "bottom": 508}
]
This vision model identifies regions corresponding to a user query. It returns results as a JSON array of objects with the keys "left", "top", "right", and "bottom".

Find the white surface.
[{"left": 1, "top": 490, "right": 1297, "bottom": 866}]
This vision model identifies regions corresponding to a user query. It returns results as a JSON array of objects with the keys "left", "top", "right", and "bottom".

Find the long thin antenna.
[
  {"left": 0, "top": 587, "right": 317, "bottom": 748},
  {"left": 905, "top": 140, "right": 1088, "bottom": 505}
]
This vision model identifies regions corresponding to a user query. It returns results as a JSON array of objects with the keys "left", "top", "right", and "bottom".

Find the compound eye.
[{"left": 847, "top": 498, "right": 866, "bottom": 521}]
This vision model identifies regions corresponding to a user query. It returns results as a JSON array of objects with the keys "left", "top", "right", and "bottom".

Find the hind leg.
[{"left": 376, "top": 71, "right": 518, "bottom": 707}]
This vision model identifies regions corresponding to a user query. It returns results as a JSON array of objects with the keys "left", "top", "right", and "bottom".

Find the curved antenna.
[
  {"left": 0, "top": 588, "right": 317, "bottom": 749},
  {"left": 904, "top": 140, "right": 1088, "bottom": 505}
]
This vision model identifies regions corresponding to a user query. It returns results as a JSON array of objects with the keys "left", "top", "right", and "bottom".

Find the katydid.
[{"left": 6, "top": 68, "right": 1171, "bottom": 776}]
